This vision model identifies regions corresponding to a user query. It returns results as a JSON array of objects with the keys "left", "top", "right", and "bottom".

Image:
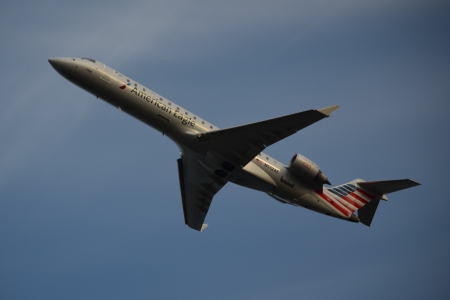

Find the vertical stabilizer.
[{"left": 358, "top": 199, "right": 381, "bottom": 226}]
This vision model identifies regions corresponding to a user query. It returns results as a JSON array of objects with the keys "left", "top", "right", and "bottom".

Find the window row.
[{"left": 126, "top": 83, "right": 215, "bottom": 130}]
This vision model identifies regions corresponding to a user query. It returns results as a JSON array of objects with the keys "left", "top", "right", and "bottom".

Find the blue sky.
[{"left": 1, "top": 1, "right": 449, "bottom": 299}]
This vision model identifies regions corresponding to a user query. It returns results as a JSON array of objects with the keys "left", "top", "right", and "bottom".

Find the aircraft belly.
[
  {"left": 297, "top": 193, "right": 337, "bottom": 215},
  {"left": 266, "top": 172, "right": 345, "bottom": 218},
  {"left": 228, "top": 161, "right": 278, "bottom": 192}
]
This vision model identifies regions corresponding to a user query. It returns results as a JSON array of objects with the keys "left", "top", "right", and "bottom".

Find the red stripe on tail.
[
  {"left": 357, "top": 189, "right": 375, "bottom": 200},
  {"left": 341, "top": 196, "right": 362, "bottom": 209},
  {"left": 324, "top": 190, "right": 359, "bottom": 212},
  {"left": 349, "top": 192, "right": 369, "bottom": 205},
  {"left": 315, "top": 191, "right": 351, "bottom": 216}
]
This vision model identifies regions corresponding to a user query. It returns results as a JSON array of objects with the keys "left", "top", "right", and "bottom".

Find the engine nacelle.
[{"left": 289, "top": 154, "right": 331, "bottom": 185}]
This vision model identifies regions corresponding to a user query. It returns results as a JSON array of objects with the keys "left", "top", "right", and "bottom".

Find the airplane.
[{"left": 48, "top": 57, "right": 420, "bottom": 232}]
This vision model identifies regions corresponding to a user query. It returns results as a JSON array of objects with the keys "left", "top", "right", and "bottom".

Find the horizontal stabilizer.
[
  {"left": 356, "top": 179, "right": 420, "bottom": 227},
  {"left": 358, "top": 179, "right": 420, "bottom": 196}
]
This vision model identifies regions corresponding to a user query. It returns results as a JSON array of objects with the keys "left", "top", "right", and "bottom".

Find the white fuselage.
[{"left": 49, "top": 57, "right": 356, "bottom": 222}]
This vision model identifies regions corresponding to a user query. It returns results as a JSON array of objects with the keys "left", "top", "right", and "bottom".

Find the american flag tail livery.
[{"left": 320, "top": 179, "right": 420, "bottom": 226}]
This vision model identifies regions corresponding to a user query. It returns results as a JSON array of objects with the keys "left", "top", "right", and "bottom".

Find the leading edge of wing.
[
  {"left": 204, "top": 105, "right": 340, "bottom": 142},
  {"left": 196, "top": 105, "right": 339, "bottom": 166}
]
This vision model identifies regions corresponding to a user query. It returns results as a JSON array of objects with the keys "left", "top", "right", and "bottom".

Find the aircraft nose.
[
  {"left": 48, "top": 57, "right": 72, "bottom": 79},
  {"left": 48, "top": 57, "right": 62, "bottom": 69}
]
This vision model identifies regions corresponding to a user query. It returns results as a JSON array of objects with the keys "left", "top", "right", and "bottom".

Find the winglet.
[
  {"left": 200, "top": 224, "right": 209, "bottom": 232},
  {"left": 318, "top": 105, "right": 339, "bottom": 117}
]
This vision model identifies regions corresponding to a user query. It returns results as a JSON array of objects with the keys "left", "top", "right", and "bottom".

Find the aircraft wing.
[
  {"left": 177, "top": 149, "right": 228, "bottom": 231},
  {"left": 196, "top": 105, "right": 339, "bottom": 166}
]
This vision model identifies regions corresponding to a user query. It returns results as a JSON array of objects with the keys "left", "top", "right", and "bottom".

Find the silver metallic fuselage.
[{"left": 49, "top": 57, "right": 351, "bottom": 221}]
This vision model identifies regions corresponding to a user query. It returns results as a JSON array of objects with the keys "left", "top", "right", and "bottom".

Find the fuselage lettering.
[
  {"left": 263, "top": 162, "right": 280, "bottom": 174},
  {"left": 131, "top": 86, "right": 193, "bottom": 127}
]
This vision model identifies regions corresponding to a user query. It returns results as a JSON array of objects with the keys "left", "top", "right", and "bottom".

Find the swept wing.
[
  {"left": 177, "top": 149, "right": 227, "bottom": 231},
  {"left": 196, "top": 106, "right": 339, "bottom": 167}
]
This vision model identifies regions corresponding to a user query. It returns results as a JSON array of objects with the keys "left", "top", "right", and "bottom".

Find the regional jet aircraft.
[{"left": 49, "top": 57, "right": 420, "bottom": 231}]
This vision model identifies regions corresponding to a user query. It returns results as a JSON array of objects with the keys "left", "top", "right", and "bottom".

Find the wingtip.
[
  {"left": 200, "top": 224, "right": 209, "bottom": 232},
  {"left": 409, "top": 179, "right": 421, "bottom": 186},
  {"left": 318, "top": 105, "right": 340, "bottom": 117}
]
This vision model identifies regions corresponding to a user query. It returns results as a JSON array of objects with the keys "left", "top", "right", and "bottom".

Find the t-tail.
[{"left": 324, "top": 179, "right": 420, "bottom": 226}]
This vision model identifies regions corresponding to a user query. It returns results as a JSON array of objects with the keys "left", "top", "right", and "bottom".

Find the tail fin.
[{"left": 324, "top": 179, "right": 420, "bottom": 226}]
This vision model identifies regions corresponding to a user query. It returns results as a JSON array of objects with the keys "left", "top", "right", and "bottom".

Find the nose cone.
[
  {"left": 48, "top": 57, "right": 72, "bottom": 79},
  {"left": 48, "top": 57, "right": 63, "bottom": 70},
  {"left": 48, "top": 57, "right": 58, "bottom": 67}
]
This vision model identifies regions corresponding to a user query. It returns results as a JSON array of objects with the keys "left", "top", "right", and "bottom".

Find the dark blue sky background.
[{"left": 1, "top": 1, "right": 449, "bottom": 299}]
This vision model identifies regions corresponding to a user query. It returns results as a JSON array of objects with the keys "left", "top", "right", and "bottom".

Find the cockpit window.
[{"left": 82, "top": 58, "right": 96, "bottom": 63}]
